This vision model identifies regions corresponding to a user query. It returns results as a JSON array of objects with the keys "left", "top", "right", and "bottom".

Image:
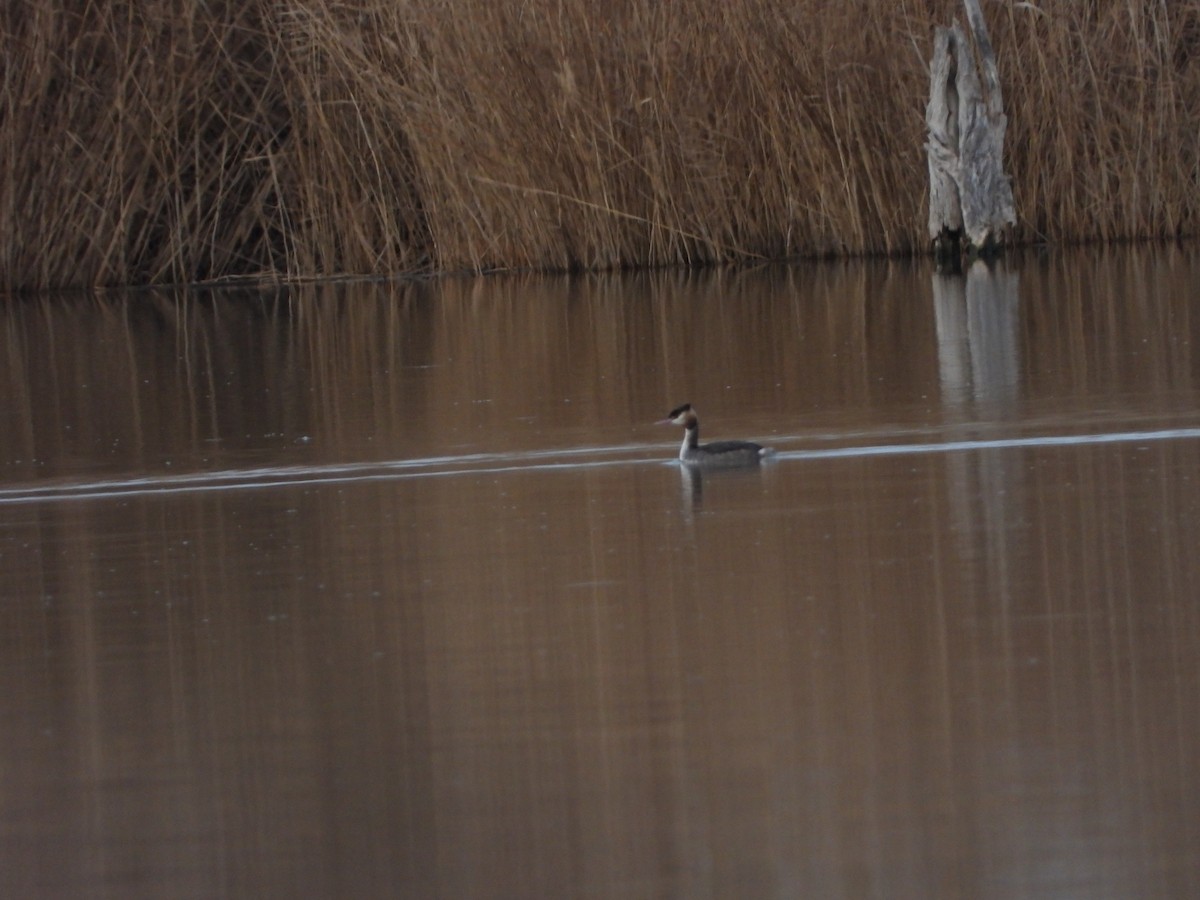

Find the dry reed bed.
[{"left": 2, "top": 0, "right": 1199, "bottom": 292}]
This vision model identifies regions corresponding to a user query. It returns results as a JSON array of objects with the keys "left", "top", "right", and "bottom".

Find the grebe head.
[{"left": 657, "top": 403, "right": 698, "bottom": 428}]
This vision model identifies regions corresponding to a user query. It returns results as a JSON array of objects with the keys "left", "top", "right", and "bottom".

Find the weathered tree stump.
[{"left": 926, "top": 0, "right": 1015, "bottom": 263}]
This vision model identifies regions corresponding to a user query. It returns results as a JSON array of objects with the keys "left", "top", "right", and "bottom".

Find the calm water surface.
[{"left": 1, "top": 249, "right": 1199, "bottom": 897}]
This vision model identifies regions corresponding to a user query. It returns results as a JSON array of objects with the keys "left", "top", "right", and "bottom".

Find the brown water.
[{"left": 1, "top": 249, "right": 1199, "bottom": 898}]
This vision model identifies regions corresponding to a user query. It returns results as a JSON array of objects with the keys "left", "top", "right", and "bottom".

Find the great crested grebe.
[{"left": 657, "top": 403, "right": 770, "bottom": 468}]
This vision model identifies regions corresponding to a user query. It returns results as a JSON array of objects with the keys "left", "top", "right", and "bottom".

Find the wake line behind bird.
[{"left": 0, "top": 427, "right": 1197, "bottom": 506}]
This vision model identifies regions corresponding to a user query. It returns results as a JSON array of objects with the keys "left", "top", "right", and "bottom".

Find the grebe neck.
[
  {"left": 681, "top": 422, "right": 700, "bottom": 458},
  {"left": 679, "top": 415, "right": 699, "bottom": 459}
]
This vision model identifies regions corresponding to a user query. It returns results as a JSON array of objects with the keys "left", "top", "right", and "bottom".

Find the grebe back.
[{"left": 657, "top": 403, "right": 769, "bottom": 468}]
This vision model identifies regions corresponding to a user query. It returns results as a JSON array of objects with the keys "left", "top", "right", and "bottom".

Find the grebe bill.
[{"left": 656, "top": 403, "right": 769, "bottom": 468}]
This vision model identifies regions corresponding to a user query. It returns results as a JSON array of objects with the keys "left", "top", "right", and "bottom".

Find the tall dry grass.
[{"left": 2, "top": 1, "right": 1200, "bottom": 292}]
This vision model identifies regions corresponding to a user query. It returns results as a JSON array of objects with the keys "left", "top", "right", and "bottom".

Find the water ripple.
[{"left": 0, "top": 427, "right": 1197, "bottom": 505}]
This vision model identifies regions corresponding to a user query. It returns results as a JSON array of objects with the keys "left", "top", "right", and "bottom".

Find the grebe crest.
[{"left": 656, "top": 403, "right": 769, "bottom": 468}]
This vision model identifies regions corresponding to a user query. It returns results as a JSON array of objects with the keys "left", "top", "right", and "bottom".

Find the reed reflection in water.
[{"left": 1, "top": 249, "right": 1199, "bottom": 897}]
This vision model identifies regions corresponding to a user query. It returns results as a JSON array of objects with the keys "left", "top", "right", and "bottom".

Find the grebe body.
[{"left": 657, "top": 403, "right": 769, "bottom": 468}]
